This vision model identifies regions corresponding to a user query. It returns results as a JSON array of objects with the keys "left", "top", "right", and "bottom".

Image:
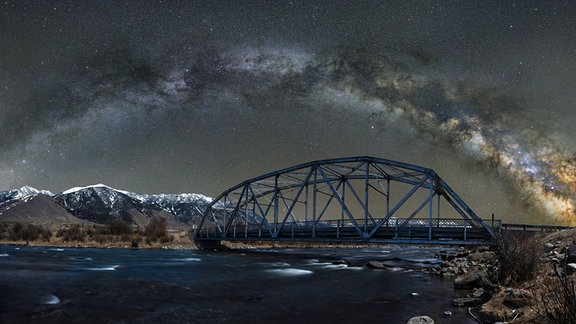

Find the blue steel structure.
[{"left": 194, "top": 157, "right": 499, "bottom": 246}]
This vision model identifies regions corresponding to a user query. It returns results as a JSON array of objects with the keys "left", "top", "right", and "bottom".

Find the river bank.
[
  {"left": 434, "top": 228, "right": 576, "bottom": 323},
  {"left": 3, "top": 227, "right": 576, "bottom": 323},
  {"left": 0, "top": 231, "right": 196, "bottom": 250}
]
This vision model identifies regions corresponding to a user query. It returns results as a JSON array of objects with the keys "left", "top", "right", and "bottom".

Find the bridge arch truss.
[{"left": 195, "top": 157, "right": 498, "bottom": 245}]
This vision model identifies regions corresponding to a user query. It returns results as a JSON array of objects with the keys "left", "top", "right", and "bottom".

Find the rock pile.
[
  {"left": 413, "top": 230, "right": 576, "bottom": 323},
  {"left": 422, "top": 247, "right": 498, "bottom": 279},
  {"left": 477, "top": 229, "right": 576, "bottom": 323},
  {"left": 406, "top": 315, "right": 434, "bottom": 324},
  {"left": 541, "top": 239, "right": 576, "bottom": 272}
]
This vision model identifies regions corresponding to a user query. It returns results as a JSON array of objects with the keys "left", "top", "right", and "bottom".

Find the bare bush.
[
  {"left": 532, "top": 263, "right": 576, "bottom": 324},
  {"left": 109, "top": 219, "right": 132, "bottom": 235},
  {"left": 57, "top": 224, "right": 87, "bottom": 242},
  {"left": 495, "top": 232, "right": 541, "bottom": 286},
  {"left": 145, "top": 215, "right": 168, "bottom": 242},
  {"left": 21, "top": 224, "right": 41, "bottom": 241},
  {"left": 94, "top": 233, "right": 108, "bottom": 244},
  {"left": 9, "top": 222, "right": 24, "bottom": 241},
  {"left": 40, "top": 227, "right": 52, "bottom": 241},
  {"left": 130, "top": 233, "right": 142, "bottom": 248},
  {"left": 8, "top": 223, "right": 49, "bottom": 242},
  {"left": 159, "top": 234, "right": 174, "bottom": 244},
  {"left": 0, "top": 223, "right": 8, "bottom": 239}
]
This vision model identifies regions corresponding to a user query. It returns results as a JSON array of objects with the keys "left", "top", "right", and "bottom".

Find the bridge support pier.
[{"left": 194, "top": 239, "right": 226, "bottom": 251}]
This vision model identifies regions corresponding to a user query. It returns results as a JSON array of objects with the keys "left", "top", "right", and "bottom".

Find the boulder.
[
  {"left": 407, "top": 316, "right": 434, "bottom": 324},
  {"left": 543, "top": 242, "right": 555, "bottom": 253},
  {"left": 471, "top": 287, "right": 487, "bottom": 299},
  {"left": 454, "top": 269, "right": 491, "bottom": 289},
  {"left": 502, "top": 288, "right": 533, "bottom": 308},
  {"left": 503, "top": 296, "right": 530, "bottom": 308},
  {"left": 366, "top": 260, "right": 385, "bottom": 269},
  {"left": 453, "top": 297, "right": 482, "bottom": 307},
  {"left": 567, "top": 245, "right": 576, "bottom": 263},
  {"left": 468, "top": 251, "right": 495, "bottom": 262}
]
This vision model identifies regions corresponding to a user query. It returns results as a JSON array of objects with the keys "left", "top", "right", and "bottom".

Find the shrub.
[
  {"left": 495, "top": 232, "right": 540, "bottom": 286},
  {"left": 532, "top": 263, "right": 576, "bottom": 323},
  {"left": 40, "top": 227, "right": 52, "bottom": 241},
  {"left": 9, "top": 222, "right": 24, "bottom": 240},
  {"left": 84, "top": 225, "right": 96, "bottom": 236},
  {"left": 5, "top": 223, "right": 50, "bottom": 242},
  {"left": 21, "top": 224, "right": 40, "bottom": 241},
  {"left": 159, "top": 234, "right": 174, "bottom": 244},
  {"left": 145, "top": 215, "right": 168, "bottom": 242},
  {"left": 130, "top": 233, "right": 142, "bottom": 248},
  {"left": 109, "top": 219, "right": 132, "bottom": 235},
  {"left": 0, "top": 223, "right": 7, "bottom": 239},
  {"left": 94, "top": 233, "right": 108, "bottom": 244},
  {"left": 57, "top": 225, "right": 87, "bottom": 242}
]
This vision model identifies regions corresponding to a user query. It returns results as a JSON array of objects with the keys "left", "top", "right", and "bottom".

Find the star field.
[{"left": 1, "top": 1, "right": 576, "bottom": 224}]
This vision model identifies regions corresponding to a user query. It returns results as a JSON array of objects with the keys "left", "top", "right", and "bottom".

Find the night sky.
[{"left": 2, "top": 1, "right": 576, "bottom": 224}]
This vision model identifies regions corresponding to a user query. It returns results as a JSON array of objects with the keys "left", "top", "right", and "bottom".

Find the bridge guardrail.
[
  {"left": 499, "top": 223, "right": 573, "bottom": 233},
  {"left": 194, "top": 217, "right": 501, "bottom": 244}
]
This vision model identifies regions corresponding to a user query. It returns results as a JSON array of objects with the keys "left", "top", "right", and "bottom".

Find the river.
[{"left": 0, "top": 244, "right": 477, "bottom": 323}]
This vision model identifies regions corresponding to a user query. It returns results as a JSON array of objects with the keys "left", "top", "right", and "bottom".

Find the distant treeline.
[{"left": 0, "top": 215, "right": 174, "bottom": 247}]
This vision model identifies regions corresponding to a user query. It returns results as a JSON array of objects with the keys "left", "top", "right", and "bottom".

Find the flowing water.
[{"left": 0, "top": 245, "right": 477, "bottom": 323}]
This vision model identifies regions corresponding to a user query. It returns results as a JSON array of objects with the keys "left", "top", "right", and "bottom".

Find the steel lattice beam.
[{"left": 195, "top": 156, "right": 498, "bottom": 245}]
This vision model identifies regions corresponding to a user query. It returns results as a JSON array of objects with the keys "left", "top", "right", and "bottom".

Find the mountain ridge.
[{"left": 0, "top": 184, "right": 213, "bottom": 228}]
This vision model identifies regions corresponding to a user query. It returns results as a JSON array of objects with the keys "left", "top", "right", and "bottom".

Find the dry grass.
[
  {"left": 531, "top": 263, "right": 576, "bottom": 324},
  {"left": 495, "top": 232, "right": 541, "bottom": 286}
]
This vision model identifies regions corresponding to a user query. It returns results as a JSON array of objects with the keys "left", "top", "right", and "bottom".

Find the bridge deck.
[{"left": 194, "top": 218, "right": 500, "bottom": 246}]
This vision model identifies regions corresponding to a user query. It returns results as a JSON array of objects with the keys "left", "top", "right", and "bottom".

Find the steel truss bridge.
[{"left": 194, "top": 157, "right": 499, "bottom": 247}]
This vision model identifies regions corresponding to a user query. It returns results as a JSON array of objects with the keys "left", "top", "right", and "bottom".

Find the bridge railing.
[
  {"left": 500, "top": 223, "right": 572, "bottom": 233},
  {"left": 194, "top": 217, "right": 501, "bottom": 243}
]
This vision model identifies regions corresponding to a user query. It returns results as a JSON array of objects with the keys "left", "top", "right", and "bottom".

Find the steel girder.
[{"left": 194, "top": 156, "right": 497, "bottom": 244}]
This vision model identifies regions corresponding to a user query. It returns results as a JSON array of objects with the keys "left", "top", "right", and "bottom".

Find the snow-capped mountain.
[
  {"left": 0, "top": 186, "right": 54, "bottom": 205},
  {"left": 141, "top": 193, "right": 212, "bottom": 224},
  {"left": 57, "top": 184, "right": 147, "bottom": 212},
  {"left": 53, "top": 184, "right": 212, "bottom": 225},
  {"left": 0, "top": 194, "right": 84, "bottom": 225},
  {"left": 0, "top": 183, "right": 213, "bottom": 227},
  {"left": 54, "top": 184, "right": 151, "bottom": 224}
]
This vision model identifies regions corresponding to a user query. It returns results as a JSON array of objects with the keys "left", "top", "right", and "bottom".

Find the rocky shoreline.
[
  {"left": 425, "top": 228, "right": 576, "bottom": 324},
  {"left": 226, "top": 228, "right": 576, "bottom": 324}
]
